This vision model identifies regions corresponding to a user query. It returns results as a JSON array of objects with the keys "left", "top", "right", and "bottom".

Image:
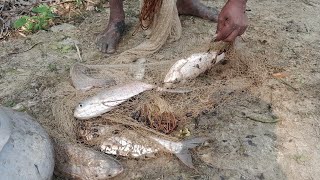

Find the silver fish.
[
  {"left": 54, "top": 141, "right": 123, "bottom": 179},
  {"left": 74, "top": 81, "right": 191, "bottom": 120},
  {"left": 164, "top": 52, "right": 225, "bottom": 87},
  {"left": 74, "top": 81, "right": 155, "bottom": 120},
  {"left": 79, "top": 124, "right": 209, "bottom": 169}
]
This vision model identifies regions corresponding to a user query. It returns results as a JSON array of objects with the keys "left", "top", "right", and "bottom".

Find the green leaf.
[
  {"left": 42, "top": 22, "right": 48, "bottom": 29},
  {"left": 32, "top": 4, "right": 50, "bottom": 14},
  {"left": 34, "top": 23, "right": 40, "bottom": 31},
  {"left": 13, "top": 16, "right": 28, "bottom": 29},
  {"left": 25, "top": 22, "right": 34, "bottom": 32}
]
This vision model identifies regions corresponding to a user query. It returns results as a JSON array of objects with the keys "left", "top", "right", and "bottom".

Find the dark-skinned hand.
[{"left": 215, "top": 0, "right": 248, "bottom": 42}]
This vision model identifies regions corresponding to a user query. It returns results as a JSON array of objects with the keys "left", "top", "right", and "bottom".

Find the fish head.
[
  {"left": 74, "top": 97, "right": 111, "bottom": 120},
  {"left": 89, "top": 157, "right": 124, "bottom": 179}
]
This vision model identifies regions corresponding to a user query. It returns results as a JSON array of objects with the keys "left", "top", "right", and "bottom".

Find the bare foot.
[
  {"left": 177, "top": 0, "right": 219, "bottom": 22},
  {"left": 96, "top": 0, "right": 125, "bottom": 54},
  {"left": 96, "top": 20, "right": 125, "bottom": 54}
]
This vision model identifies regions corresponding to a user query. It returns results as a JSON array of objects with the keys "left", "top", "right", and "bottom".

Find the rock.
[
  {"left": 50, "top": 23, "right": 77, "bottom": 33},
  {"left": 0, "top": 106, "right": 54, "bottom": 180},
  {"left": 0, "top": 108, "right": 12, "bottom": 152},
  {"left": 54, "top": 141, "right": 123, "bottom": 179}
]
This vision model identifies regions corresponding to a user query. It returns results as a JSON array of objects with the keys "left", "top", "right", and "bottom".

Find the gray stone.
[
  {"left": 0, "top": 108, "right": 12, "bottom": 152},
  {"left": 50, "top": 23, "right": 77, "bottom": 33},
  {"left": 0, "top": 107, "right": 54, "bottom": 180}
]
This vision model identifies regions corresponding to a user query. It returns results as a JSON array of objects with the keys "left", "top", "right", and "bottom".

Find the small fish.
[
  {"left": 70, "top": 63, "right": 116, "bottom": 91},
  {"left": 74, "top": 81, "right": 191, "bottom": 120},
  {"left": 54, "top": 141, "right": 123, "bottom": 179},
  {"left": 79, "top": 124, "right": 209, "bottom": 169},
  {"left": 163, "top": 52, "right": 225, "bottom": 87}
]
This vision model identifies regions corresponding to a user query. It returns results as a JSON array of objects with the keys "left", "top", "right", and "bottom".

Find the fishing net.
[
  {"left": 109, "top": 0, "right": 181, "bottom": 63},
  {"left": 51, "top": 40, "right": 269, "bottom": 146},
  {"left": 48, "top": 0, "right": 269, "bottom": 155}
]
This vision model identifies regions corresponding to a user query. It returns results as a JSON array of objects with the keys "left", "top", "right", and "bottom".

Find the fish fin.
[
  {"left": 175, "top": 150, "right": 195, "bottom": 169},
  {"left": 215, "top": 52, "right": 225, "bottom": 64},
  {"left": 175, "top": 137, "right": 210, "bottom": 168}
]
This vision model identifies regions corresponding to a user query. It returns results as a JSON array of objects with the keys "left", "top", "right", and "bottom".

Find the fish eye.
[{"left": 79, "top": 104, "right": 83, "bottom": 108}]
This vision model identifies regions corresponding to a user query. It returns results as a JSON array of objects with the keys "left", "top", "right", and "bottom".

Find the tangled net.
[
  {"left": 139, "top": 0, "right": 163, "bottom": 30},
  {"left": 132, "top": 95, "right": 182, "bottom": 134}
]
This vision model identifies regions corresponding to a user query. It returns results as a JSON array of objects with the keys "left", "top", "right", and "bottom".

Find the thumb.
[{"left": 214, "top": 31, "right": 222, "bottom": 42}]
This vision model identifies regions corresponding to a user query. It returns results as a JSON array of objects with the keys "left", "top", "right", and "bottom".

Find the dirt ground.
[{"left": 1, "top": 0, "right": 320, "bottom": 179}]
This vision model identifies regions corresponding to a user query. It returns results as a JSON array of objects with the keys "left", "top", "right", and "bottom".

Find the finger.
[
  {"left": 224, "top": 29, "right": 240, "bottom": 42},
  {"left": 238, "top": 27, "right": 247, "bottom": 36},
  {"left": 215, "top": 23, "right": 234, "bottom": 42}
]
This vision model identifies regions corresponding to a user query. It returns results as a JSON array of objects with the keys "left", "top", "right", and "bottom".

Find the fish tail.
[{"left": 175, "top": 137, "right": 209, "bottom": 169}]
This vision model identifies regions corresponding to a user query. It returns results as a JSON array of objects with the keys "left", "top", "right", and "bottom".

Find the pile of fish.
[
  {"left": 65, "top": 51, "right": 225, "bottom": 178},
  {"left": 73, "top": 51, "right": 225, "bottom": 119},
  {"left": 0, "top": 50, "right": 225, "bottom": 179}
]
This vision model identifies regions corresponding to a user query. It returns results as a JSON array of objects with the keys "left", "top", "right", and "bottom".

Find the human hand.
[{"left": 215, "top": 0, "right": 248, "bottom": 42}]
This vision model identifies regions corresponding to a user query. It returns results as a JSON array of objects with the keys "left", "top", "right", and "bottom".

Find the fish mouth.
[
  {"left": 73, "top": 109, "right": 92, "bottom": 120},
  {"left": 108, "top": 164, "right": 124, "bottom": 178}
]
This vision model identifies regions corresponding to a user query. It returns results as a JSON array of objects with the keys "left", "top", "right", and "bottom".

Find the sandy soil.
[{"left": 1, "top": 0, "right": 320, "bottom": 179}]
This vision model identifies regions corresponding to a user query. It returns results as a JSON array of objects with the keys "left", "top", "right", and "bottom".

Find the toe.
[
  {"left": 96, "top": 38, "right": 108, "bottom": 53},
  {"left": 106, "top": 46, "right": 116, "bottom": 54}
]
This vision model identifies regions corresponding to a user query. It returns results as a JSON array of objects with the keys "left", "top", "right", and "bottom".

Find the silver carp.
[
  {"left": 79, "top": 124, "right": 209, "bottom": 169},
  {"left": 54, "top": 141, "right": 123, "bottom": 179},
  {"left": 164, "top": 52, "right": 225, "bottom": 87}
]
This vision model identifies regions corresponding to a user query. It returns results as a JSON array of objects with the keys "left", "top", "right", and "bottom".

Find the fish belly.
[{"left": 100, "top": 136, "right": 159, "bottom": 158}]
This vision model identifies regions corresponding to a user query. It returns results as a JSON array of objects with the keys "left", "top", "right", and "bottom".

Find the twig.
[
  {"left": 301, "top": 0, "right": 317, "bottom": 7},
  {"left": 235, "top": 111, "right": 279, "bottom": 123},
  {"left": 6, "top": 42, "right": 43, "bottom": 56},
  {"left": 273, "top": 77, "right": 298, "bottom": 91},
  {"left": 55, "top": 0, "right": 77, "bottom": 5},
  {"left": 244, "top": 113, "right": 279, "bottom": 123},
  {"left": 74, "top": 42, "right": 83, "bottom": 62}
]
